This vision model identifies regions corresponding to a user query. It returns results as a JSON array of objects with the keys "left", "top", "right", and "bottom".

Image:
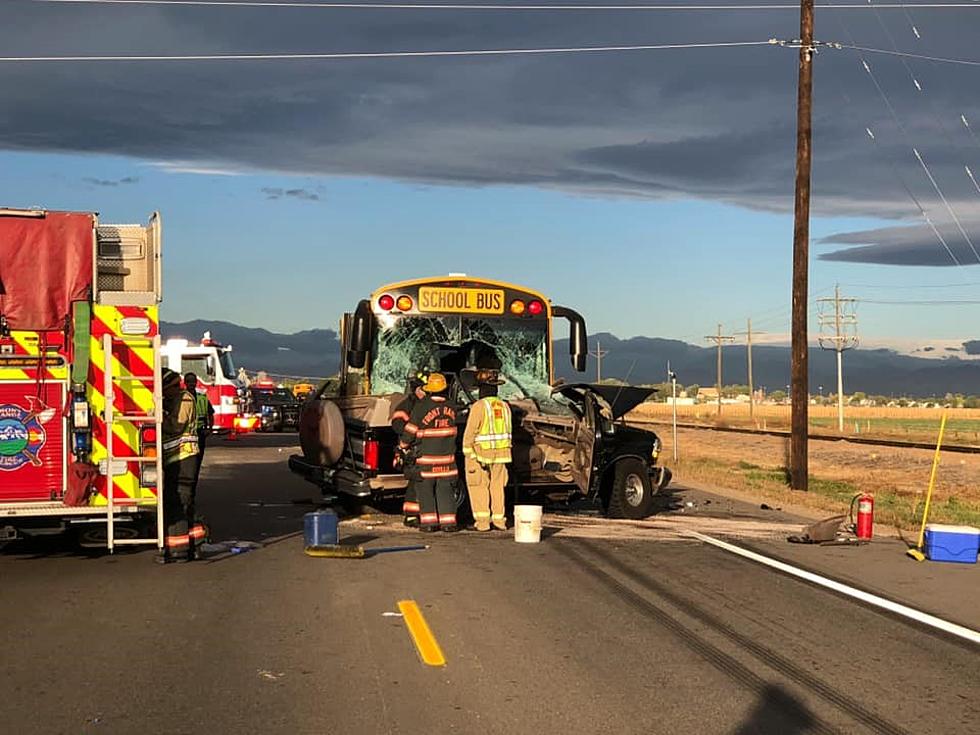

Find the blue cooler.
[
  {"left": 924, "top": 524, "right": 980, "bottom": 564},
  {"left": 304, "top": 510, "right": 339, "bottom": 547}
]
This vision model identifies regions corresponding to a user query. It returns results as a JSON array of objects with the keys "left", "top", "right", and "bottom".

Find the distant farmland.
[{"left": 633, "top": 403, "right": 980, "bottom": 446}]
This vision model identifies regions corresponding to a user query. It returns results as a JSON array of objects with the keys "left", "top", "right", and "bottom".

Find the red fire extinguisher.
[{"left": 854, "top": 493, "right": 874, "bottom": 540}]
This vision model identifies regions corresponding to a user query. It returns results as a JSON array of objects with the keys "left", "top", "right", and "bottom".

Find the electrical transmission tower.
[
  {"left": 818, "top": 285, "right": 859, "bottom": 432},
  {"left": 589, "top": 339, "right": 609, "bottom": 383},
  {"left": 704, "top": 324, "right": 735, "bottom": 415}
]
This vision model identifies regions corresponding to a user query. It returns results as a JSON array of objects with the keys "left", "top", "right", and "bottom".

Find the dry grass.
[
  {"left": 650, "top": 427, "right": 980, "bottom": 530},
  {"left": 635, "top": 403, "right": 980, "bottom": 445}
]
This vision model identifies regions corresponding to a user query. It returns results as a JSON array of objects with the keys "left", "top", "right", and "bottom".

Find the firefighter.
[
  {"left": 462, "top": 368, "right": 512, "bottom": 532},
  {"left": 159, "top": 369, "right": 200, "bottom": 563},
  {"left": 183, "top": 372, "right": 214, "bottom": 489},
  {"left": 391, "top": 372, "right": 427, "bottom": 527},
  {"left": 400, "top": 372, "right": 459, "bottom": 533}
]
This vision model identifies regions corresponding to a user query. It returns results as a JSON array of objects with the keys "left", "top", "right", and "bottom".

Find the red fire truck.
[
  {"left": 0, "top": 208, "right": 163, "bottom": 550},
  {"left": 161, "top": 332, "right": 242, "bottom": 433}
]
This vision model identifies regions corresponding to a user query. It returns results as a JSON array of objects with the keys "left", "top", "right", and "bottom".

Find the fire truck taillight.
[
  {"left": 140, "top": 427, "right": 157, "bottom": 458},
  {"left": 363, "top": 439, "right": 380, "bottom": 471}
]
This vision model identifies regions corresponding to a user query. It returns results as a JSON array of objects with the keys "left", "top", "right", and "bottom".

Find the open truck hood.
[{"left": 553, "top": 384, "right": 656, "bottom": 420}]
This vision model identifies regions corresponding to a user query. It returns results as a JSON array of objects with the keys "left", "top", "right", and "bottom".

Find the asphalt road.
[{"left": 2, "top": 434, "right": 978, "bottom": 734}]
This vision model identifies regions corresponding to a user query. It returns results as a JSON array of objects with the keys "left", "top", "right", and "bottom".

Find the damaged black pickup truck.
[{"left": 289, "top": 275, "right": 671, "bottom": 518}]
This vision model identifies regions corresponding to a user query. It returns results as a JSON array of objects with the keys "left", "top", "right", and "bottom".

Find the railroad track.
[{"left": 627, "top": 418, "right": 980, "bottom": 455}]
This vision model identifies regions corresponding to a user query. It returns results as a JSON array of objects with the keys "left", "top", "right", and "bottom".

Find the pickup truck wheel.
[{"left": 605, "top": 458, "right": 656, "bottom": 519}]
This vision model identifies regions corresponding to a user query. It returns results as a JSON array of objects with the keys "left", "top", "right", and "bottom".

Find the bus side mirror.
[
  {"left": 347, "top": 299, "right": 372, "bottom": 369},
  {"left": 554, "top": 306, "right": 588, "bottom": 373}
]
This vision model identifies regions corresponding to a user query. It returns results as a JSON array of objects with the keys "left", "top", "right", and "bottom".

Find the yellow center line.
[{"left": 397, "top": 599, "right": 446, "bottom": 667}]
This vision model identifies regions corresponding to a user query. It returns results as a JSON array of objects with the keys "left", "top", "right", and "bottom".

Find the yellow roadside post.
[{"left": 907, "top": 413, "right": 948, "bottom": 562}]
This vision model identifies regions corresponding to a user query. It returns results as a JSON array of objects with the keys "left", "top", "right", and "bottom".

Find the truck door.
[{"left": 569, "top": 392, "right": 598, "bottom": 494}]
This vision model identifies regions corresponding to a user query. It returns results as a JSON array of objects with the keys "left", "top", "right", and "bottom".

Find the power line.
[
  {"left": 833, "top": 25, "right": 980, "bottom": 265},
  {"left": 837, "top": 44, "right": 980, "bottom": 68},
  {"left": 860, "top": 298, "right": 980, "bottom": 304},
  {"left": 0, "top": 39, "right": 775, "bottom": 62},
  {"left": 36, "top": 0, "right": 980, "bottom": 9}
]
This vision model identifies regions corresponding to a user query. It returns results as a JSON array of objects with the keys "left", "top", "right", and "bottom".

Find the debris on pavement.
[
  {"left": 382, "top": 612, "right": 404, "bottom": 618},
  {"left": 786, "top": 514, "right": 867, "bottom": 546},
  {"left": 198, "top": 540, "right": 264, "bottom": 558},
  {"left": 257, "top": 670, "right": 285, "bottom": 681},
  {"left": 304, "top": 544, "right": 429, "bottom": 559}
]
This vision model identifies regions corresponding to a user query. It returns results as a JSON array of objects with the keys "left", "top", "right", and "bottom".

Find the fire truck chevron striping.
[{"left": 0, "top": 208, "right": 164, "bottom": 550}]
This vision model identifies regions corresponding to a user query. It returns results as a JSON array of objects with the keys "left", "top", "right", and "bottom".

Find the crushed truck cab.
[{"left": 290, "top": 275, "right": 670, "bottom": 518}]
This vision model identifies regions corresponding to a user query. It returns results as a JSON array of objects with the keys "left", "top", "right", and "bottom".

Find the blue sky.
[
  {"left": 3, "top": 2, "right": 980, "bottom": 352},
  {"left": 2, "top": 148, "right": 975, "bottom": 348}
]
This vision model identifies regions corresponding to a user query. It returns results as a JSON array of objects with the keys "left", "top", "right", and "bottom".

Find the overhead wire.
[
  {"left": 0, "top": 39, "right": 777, "bottom": 62},
  {"left": 830, "top": 13, "right": 980, "bottom": 264},
  {"left": 34, "top": 0, "right": 980, "bottom": 10}
]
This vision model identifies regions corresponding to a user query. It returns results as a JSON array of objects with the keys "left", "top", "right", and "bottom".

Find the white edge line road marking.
[{"left": 689, "top": 531, "right": 980, "bottom": 647}]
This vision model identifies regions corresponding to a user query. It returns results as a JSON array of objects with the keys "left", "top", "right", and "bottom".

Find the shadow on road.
[{"left": 731, "top": 684, "right": 818, "bottom": 735}]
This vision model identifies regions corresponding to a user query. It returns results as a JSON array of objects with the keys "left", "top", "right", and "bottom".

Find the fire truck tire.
[
  {"left": 300, "top": 400, "right": 345, "bottom": 466},
  {"left": 604, "top": 458, "right": 656, "bottom": 519}
]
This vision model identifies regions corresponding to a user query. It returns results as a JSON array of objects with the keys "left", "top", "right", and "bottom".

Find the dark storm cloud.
[
  {"left": 82, "top": 176, "right": 139, "bottom": 187},
  {"left": 6, "top": 2, "right": 980, "bottom": 259},
  {"left": 261, "top": 187, "right": 320, "bottom": 201},
  {"left": 818, "top": 220, "right": 980, "bottom": 266}
]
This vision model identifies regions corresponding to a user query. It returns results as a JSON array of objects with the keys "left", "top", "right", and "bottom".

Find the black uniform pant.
[
  {"left": 416, "top": 474, "right": 457, "bottom": 529},
  {"left": 402, "top": 463, "right": 420, "bottom": 519},
  {"left": 163, "top": 455, "right": 198, "bottom": 559},
  {"left": 194, "top": 430, "right": 208, "bottom": 490}
]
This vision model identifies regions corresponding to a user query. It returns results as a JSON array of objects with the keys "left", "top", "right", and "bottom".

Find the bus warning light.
[
  {"left": 528, "top": 300, "right": 544, "bottom": 316},
  {"left": 396, "top": 295, "right": 414, "bottom": 312},
  {"left": 510, "top": 300, "right": 526, "bottom": 315},
  {"left": 378, "top": 294, "right": 395, "bottom": 311}
]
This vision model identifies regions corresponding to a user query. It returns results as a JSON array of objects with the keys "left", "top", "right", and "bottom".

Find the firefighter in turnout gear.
[
  {"left": 391, "top": 372, "right": 427, "bottom": 527},
  {"left": 463, "top": 369, "right": 512, "bottom": 532},
  {"left": 183, "top": 372, "right": 214, "bottom": 492},
  {"left": 159, "top": 369, "right": 202, "bottom": 563},
  {"left": 400, "top": 372, "right": 459, "bottom": 532}
]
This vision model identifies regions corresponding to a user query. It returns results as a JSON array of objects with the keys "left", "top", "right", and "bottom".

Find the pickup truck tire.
[
  {"left": 300, "top": 400, "right": 345, "bottom": 466},
  {"left": 605, "top": 458, "right": 656, "bottom": 519}
]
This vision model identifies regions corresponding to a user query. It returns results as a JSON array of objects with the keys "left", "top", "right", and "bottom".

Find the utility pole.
[
  {"left": 790, "top": 0, "right": 815, "bottom": 491},
  {"left": 736, "top": 319, "right": 766, "bottom": 420},
  {"left": 704, "top": 324, "right": 735, "bottom": 415},
  {"left": 589, "top": 339, "right": 608, "bottom": 383},
  {"left": 668, "top": 362, "right": 678, "bottom": 462},
  {"left": 818, "top": 285, "right": 859, "bottom": 432}
]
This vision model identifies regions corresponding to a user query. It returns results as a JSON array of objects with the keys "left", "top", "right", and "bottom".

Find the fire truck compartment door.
[
  {"left": 0, "top": 211, "right": 95, "bottom": 331},
  {"left": 0, "top": 382, "right": 67, "bottom": 502}
]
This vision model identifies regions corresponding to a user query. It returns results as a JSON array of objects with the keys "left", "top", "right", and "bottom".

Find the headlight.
[{"left": 651, "top": 437, "right": 663, "bottom": 461}]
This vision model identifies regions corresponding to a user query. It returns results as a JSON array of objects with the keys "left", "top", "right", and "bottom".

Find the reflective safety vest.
[
  {"left": 466, "top": 396, "right": 512, "bottom": 464},
  {"left": 163, "top": 391, "right": 200, "bottom": 465},
  {"left": 195, "top": 392, "right": 211, "bottom": 431}
]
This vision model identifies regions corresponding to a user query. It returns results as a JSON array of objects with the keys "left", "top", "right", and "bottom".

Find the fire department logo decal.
[{"left": 0, "top": 398, "right": 56, "bottom": 471}]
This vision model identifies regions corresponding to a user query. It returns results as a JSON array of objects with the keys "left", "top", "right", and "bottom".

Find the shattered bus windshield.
[{"left": 370, "top": 315, "right": 550, "bottom": 401}]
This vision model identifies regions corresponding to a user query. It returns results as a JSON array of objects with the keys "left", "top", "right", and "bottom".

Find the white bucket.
[{"left": 514, "top": 505, "right": 543, "bottom": 544}]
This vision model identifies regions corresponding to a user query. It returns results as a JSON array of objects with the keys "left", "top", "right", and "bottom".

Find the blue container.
[
  {"left": 304, "top": 510, "right": 339, "bottom": 547},
  {"left": 924, "top": 524, "right": 980, "bottom": 564}
]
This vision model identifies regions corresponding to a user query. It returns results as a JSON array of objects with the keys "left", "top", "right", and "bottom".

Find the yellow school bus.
[{"left": 343, "top": 275, "right": 587, "bottom": 399}]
